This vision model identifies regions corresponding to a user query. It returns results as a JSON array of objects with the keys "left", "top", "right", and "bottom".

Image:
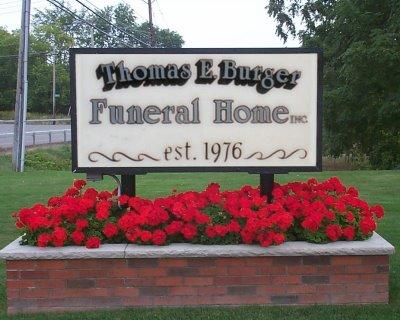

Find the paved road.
[{"left": 0, "top": 124, "right": 71, "bottom": 149}]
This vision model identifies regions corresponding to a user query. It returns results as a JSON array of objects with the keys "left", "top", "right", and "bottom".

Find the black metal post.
[
  {"left": 260, "top": 173, "right": 274, "bottom": 203},
  {"left": 121, "top": 175, "right": 136, "bottom": 196}
]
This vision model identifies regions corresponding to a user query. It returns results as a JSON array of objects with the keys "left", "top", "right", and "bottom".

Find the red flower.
[
  {"left": 65, "top": 187, "right": 79, "bottom": 197},
  {"left": 165, "top": 221, "right": 183, "bottom": 235},
  {"left": 73, "top": 179, "right": 86, "bottom": 190},
  {"left": 227, "top": 220, "right": 241, "bottom": 233},
  {"left": 240, "top": 228, "right": 254, "bottom": 244},
  {"left": 325, "top": 224, "right": 342, "bottom": 241},
  {"left": 346, "top": 212, "right": 355, "bottom": 223},
  {"left": 334, "top": 201, "right": 346, "bottom": 212},
  {"left": 15, "top": 220, "right": 24, "bottom": 229},
  {"left": 117, "top": 213, "right": 136, "bottom": 232},
  {"left": 119, "top": 195, "right": 130, "bottom": 205},
  {"left": 347, "top": 186, "right": 359, "bottom": 197},
  {"left": 307, "top": 178, "right": 318, "bottom": 185},
  {"left": 275, "top": 213, "right": 293, "bottom": 230},
  {"left": 27, "top": 215, "right": 51, "bottom": 231},
  {"left": 194, "top": 213, "right": 211, "bottom": 224},
  {"left": 152, "top": 230, "right": 167, "bottom": 245},
  {"left": 259, "top": 233, "right": 273, "bottom": 247},
  {"left": 86, "top": 236, "right": 101, "bottom": 249},
  {"left": 342, "top": 226, "right": 355, "bottom": 241},
  {"left": 98, "top": 191, "right": 112, "bottom": 200},
  {"left": 48, "top": 196, "right": 61, "bottom": 207},
  {"left": 205, "top": 226, "right": 217, "bottom": 238},
  {"left": 272, "top": 187, "right": 284, "bottom": 199},
  {"left": 95, "top": 201, "right": 111, "bottom": 220},
  {"left": 301, "top": 213, "right": 323, "bottom": 233},
  {"left": 140, "top": 230, "right": 152, "bottom": 243},
  {"left": 37, "top": 233, "right": 52, "bottom": 247},
  {"left": 79, "top": 198, "right": 95, "bottom": 211},
  {"left": 83, "top": 188, "right": 98, "bottom": 200},
  {"left": 324, "top": 196, "right": 335, "bottom": 206},
  {"left": 273, "top": 232, "right": 285, "bottom": 245},
  {"left": 75, "top": 219, "right": 89, "bottom": 230},
  {"left": 52, "top": 227, "right": 67, "bottom": 247},
  {"left": 71, "top": 230, "right": 85, "bottom": 245},
  {"left": 370, "top": 205, "right": 384, "bottom": 219},
  {"left": 125, "top": 230, "right": 139, "bottom": 242},
  {"left": 13, "top": 177, "right": 385, "bottom": 249},
  {"left": 214, "top": 225, "right": 228, "bottom": 237},
  {"left": 181, "top": 224, "right": 197, "bottom": 240},
  {"left": 102, "top": 223, "right": 118, "bottom": 239},
  {"left": 359, "top": 217, "right": 376, "bottom": 235}
]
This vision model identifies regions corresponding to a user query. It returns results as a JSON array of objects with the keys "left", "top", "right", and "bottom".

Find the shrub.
[
  {"left": 13, "top": 178, "right": 384, "bottom": 249},
  {"left": 25, "top": 146, "right": 71, "bottom": 170}
]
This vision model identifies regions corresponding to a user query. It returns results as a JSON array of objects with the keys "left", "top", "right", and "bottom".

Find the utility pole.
[
  {"left": 52, "top": 46, "right": 56, "bottom": 125},
  {"left": 147, "top": 0, "right": 155, "bottom": 47},
  {"left": 12, "top": 0, "right": 31, "bottom": 172}
]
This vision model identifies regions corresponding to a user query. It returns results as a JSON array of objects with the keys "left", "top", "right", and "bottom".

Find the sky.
[{"left": 0, "top": 0, "right": 300, "bottom": 48}]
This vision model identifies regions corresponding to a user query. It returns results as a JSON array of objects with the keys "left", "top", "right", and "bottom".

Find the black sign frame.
[{"left": 69, "top": 47, "right": 323, "bottom": 175}]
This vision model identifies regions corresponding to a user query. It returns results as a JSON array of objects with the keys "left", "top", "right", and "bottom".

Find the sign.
[{"left": 70, "top": 48, "right": 322, "bottom": 174}]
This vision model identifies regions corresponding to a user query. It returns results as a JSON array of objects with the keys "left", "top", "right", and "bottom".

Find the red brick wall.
[{"left": 6, "top": 255, "right": 390, "bottom": 314}]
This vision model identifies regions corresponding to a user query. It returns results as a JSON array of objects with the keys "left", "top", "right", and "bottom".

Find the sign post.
[
  {"left": 121, "top": 174, "right": 136, "bottom": 196},
  {"left": 260, "top": 173, "right": 274, "bottom": 202},
  {"left": 70, "top": 48, "right": 322, "bottom": 198}
]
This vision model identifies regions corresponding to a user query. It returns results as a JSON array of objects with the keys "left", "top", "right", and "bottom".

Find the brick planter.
[{"left": 0, "top": 233, "right": 394, "bottom": 314}]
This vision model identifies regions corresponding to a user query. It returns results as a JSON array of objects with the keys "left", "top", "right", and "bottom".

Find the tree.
[
  {"left": 32, "top": 1, "right": 184, "bottom": 113},
  {"left": 266, "top": 0, "right": 400, "bottom": 169},
  {"left": 0, "top": 28, "right": 19, "bottom": 111},
  {"left": 0, "top": 1, "right": 185, "bottom": 116},
  {"left": 33, "top": 1, "right": 184, "bottom": 49},
  {"left": 0, "top": 28, "right": 52, "bottom": 113}
]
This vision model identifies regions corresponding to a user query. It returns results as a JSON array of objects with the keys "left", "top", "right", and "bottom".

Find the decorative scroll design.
[
  {"left": 88, "top": 151, "right": 160, "bottom": 162},
  {"left": 245, "top": 148, "right": 308, "bottom": 160}
]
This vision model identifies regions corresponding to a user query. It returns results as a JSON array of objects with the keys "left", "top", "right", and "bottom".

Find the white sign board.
[{"left": 70, "top": 48, "right": 322, "bottom": 174}]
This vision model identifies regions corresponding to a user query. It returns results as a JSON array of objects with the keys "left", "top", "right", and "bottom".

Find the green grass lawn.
[{"left": 0, "top": 159, "right": 399, "bottom": 319}]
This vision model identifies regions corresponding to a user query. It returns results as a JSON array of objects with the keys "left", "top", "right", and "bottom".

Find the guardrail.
[
  {"left": 0, "top": 118, "right": 71, "bottom": 124},
  {"left": 0, "top": 129, "right": 71, "bottom": 146}
]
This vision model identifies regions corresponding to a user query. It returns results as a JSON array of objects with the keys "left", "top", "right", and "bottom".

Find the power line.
[
  {"left": 128, "top": 2, "right": 148, "bottom": 22},
  {"left": 0, "top": 52, "right": 50, "bottom": 59},
  {"left": 45, "top": 0, "right": 136, "bottom": 48},
  {"left": 0, "top": 3, "right": 21, "bottom": 9},
  {"left": 80, "top": 0, "right": 177, "bottom": 47},
  {"left": 79, "top": 0, "right": 102, "bottom": 12},
  {"left": 0, "top": 10, "right": 22, "bottom": 15},
  {"left": 79, "top": 0, "right": 152, "bottom": 42},
  {"left": 0, "top": 0, "right": 22, "bottom": 6},
  {"left": 72, "top": 0, "right": 150, "bottom": 47},
  {"left": 131, "top": 0, "right": 160, "bottom": 29},
  {"left": 140, "top": 0, "right": 156, "bottom": 5},
  {"left": 0, "top": 0, "right": 46, "bottom": 9},
  {"left": 155, "top": 0, "right": 169, "bottom": 29},
  {"left": 142, "top": 0, "right": 176, "bottom": 48},
  {"left": 0, "top": 0, "right": 46, "bottom": 18},
  {"left": 0, "top": 50, "right": 65, "bottom": 60},
  {"left": 82, "top": 0, "right": 147, "bottom": 22}
]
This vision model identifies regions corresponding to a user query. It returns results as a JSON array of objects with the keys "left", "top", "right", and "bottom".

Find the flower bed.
[{"left": 14, "top": 177, "right": 384, "bottom": 249}]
